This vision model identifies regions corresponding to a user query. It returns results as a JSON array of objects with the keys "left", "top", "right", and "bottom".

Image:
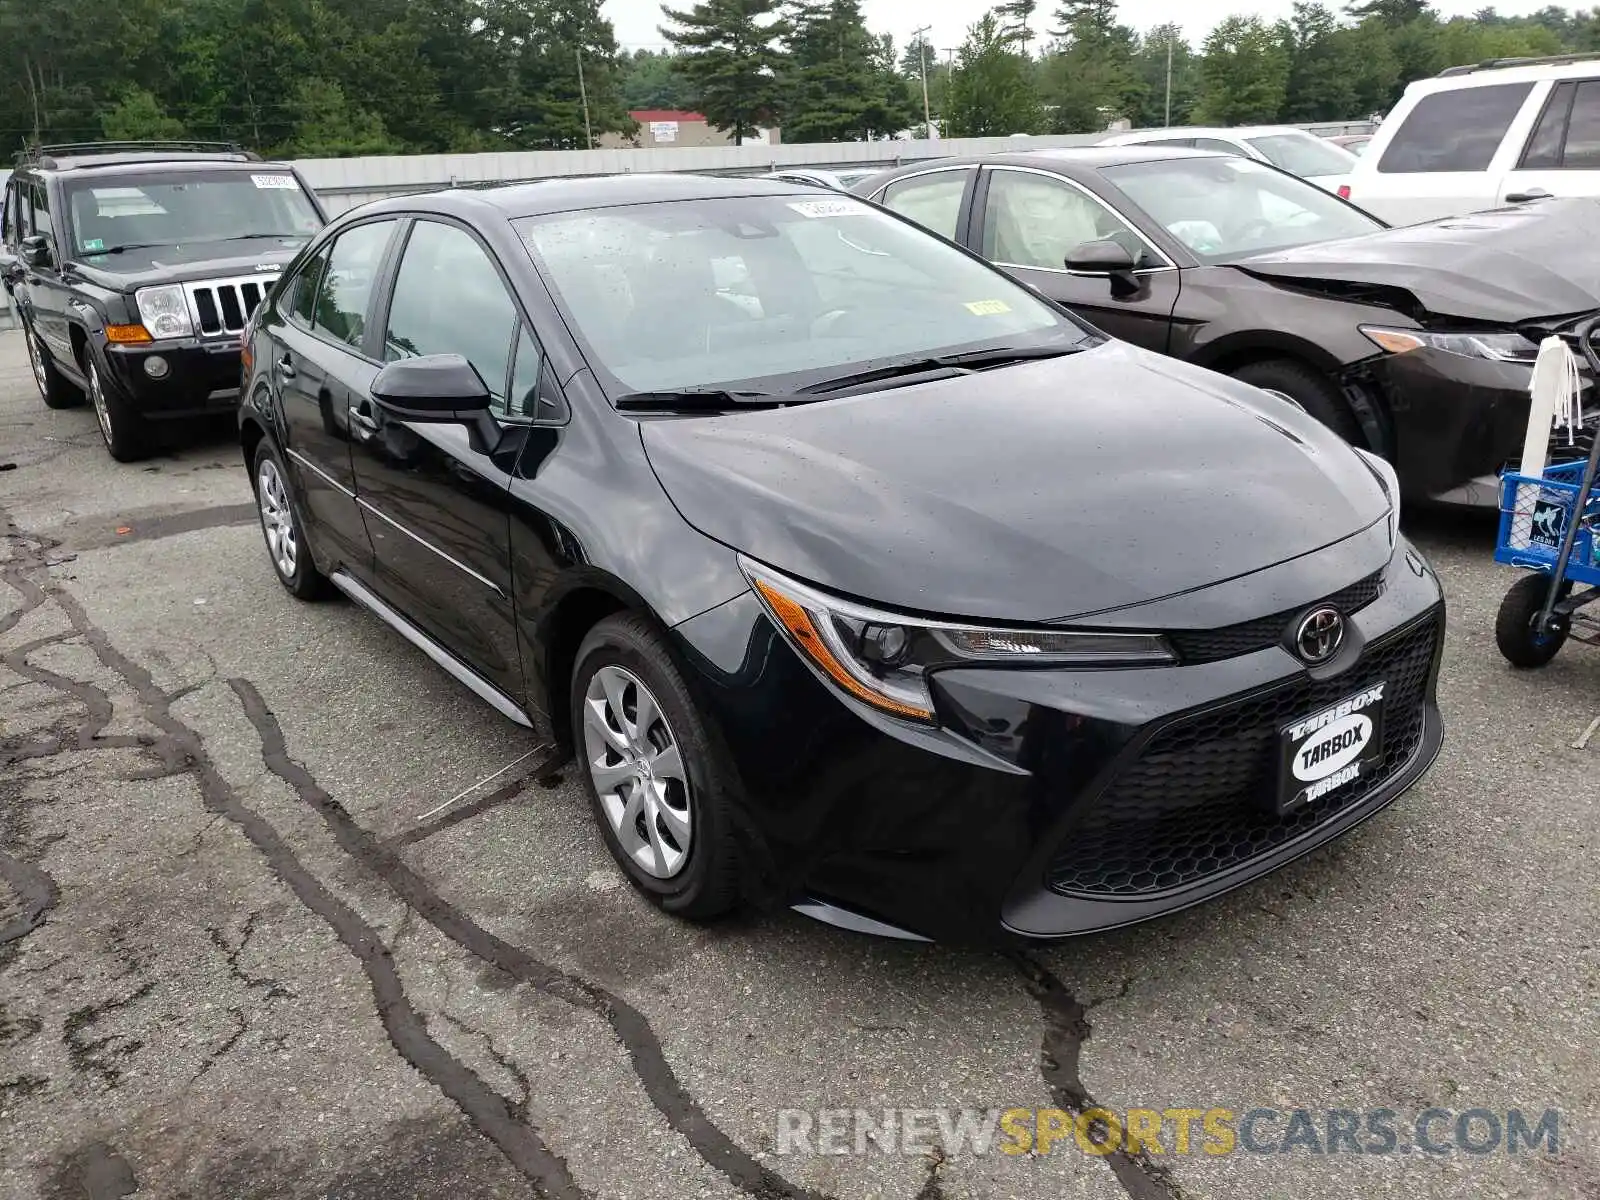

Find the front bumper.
[
  {"left": 1370, "top": 349, "right": 1598, "bottom": 503},
  {"left": 102, "top": 335, "right": 245, "bottom": 419},
  {"left": 673, "top": 535, "right": 1444, "bottom": 945}
]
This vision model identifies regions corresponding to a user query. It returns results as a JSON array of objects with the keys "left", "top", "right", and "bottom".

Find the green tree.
[
  {"left": 781, "top": 0, "right": 912, "bottom": 141},
  {"left": 1194, "top": 14, "right": 1290, "bottom": 123},
  {"left": 620, "top": 49, "right": 696, "bottom": 110},
  {"left": 660, "top": 0, "right": 789, "bottom": 143},
  {"left": 1130, "top": 24, "right": 1195, "bottom": 127},
  {"left": 945, "top": 11, "right": 1043, "bottom": 137},
  {"left": 1042, "top": 0, "right": 1142, "bottom": 131},
  {"left": 285, "top": 77, "right": 397, "bottom": 157},
  {"left": 101, "top": 88, "right": 187, "bottom": 140},
  {"left": 996, "top": 0, "right": 1038, "bottom": 52}
]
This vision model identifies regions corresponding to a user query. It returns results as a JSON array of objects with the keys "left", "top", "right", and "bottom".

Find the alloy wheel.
[
  {"left": 27, "top": 331, "right": 49, "bottom": 399},
  {"left": 89, "top": 364, "right": 114, "bottom": 446},
  {"left": 256, "top": 458, "right": 299, "bottom": 580},
  {"left": 582, "top": 664, "right": 692, "bottom": 879}
]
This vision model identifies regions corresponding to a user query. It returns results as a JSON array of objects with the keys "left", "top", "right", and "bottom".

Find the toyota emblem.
[{"left": 1295, "top": 607, "right": 1345, "bottom": 664}]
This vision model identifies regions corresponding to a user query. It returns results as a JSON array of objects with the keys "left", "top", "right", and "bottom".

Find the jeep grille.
[{"left": 183, "top": 273, "right": 279, "bottom": 337}]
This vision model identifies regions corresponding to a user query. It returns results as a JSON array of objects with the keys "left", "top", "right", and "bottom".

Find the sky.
[{"left": 605, "top": 0, "right": 1561, "bottom": 57}]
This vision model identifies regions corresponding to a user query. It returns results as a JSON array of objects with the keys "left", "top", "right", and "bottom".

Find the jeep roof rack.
[
  {"left": 1438, "top": 51, "right": 1600, "bottom": 77},
  {"left": 12, "top": 140, "right": 261, "bottom": 169}
]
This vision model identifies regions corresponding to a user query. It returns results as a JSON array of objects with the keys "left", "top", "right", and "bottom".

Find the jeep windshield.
[
  {"left": 63, "top": 170, "right": 322, "bottom": 257},
  {"left": 515, "top": 192, "right": 1090, "bottom": 398}
]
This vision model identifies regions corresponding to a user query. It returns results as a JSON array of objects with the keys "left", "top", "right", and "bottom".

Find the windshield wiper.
[
  {"left": 795, "top": 344, "right": 1087, "bottom": 396},
  {"left": 186, "top": 233, "right": 306, "bottom": 243},
  {"left": 84, "top": 241, "right": 174, "bottom": 255},
  {"left": 614, "top": 389, "right": 791, "bottom": 412}
]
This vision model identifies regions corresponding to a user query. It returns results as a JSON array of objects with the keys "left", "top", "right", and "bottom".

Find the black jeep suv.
[{"left": 1, "top": 141, "right": 327, "bottom": 460}]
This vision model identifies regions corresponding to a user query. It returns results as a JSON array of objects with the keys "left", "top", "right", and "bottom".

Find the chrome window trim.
[
  {"left": 979, "top": 165, "right": 1177, "bottom": 275},
  {"left": 356, "top": 496, "right": 506, "bottom": 597},
  {"left": 286, "top": 448, "right": 354, "bottom": 498}
]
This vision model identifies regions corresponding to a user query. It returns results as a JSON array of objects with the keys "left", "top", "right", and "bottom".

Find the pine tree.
[
  {"left": 945, "top": 12, "right": 1043, "bottom": 137},
  {"left": 659, "top": 0, "right": 789, "bottom": 143},
  {"left": 781, "top": 0, "right": 912, "bottom": 141}
]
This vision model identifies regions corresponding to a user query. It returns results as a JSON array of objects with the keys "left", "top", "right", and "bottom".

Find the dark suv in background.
[{"left": 1, "top": 141, "right": 326, "bottom": 461}]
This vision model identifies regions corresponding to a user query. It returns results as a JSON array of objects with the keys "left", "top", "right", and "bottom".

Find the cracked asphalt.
[{"left": 1, "top": 327, "right": 1597, "bottom": 1200}]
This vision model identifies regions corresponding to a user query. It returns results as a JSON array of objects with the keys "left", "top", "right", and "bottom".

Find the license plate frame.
[{"left": 1276, "top": 682, "right": 1387, "bottom": 815}]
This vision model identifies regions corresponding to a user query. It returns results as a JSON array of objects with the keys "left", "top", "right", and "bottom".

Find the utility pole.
[
  {"left": 576, "top": 47, "right": 594, "bottom": 149},
  {"left": 1163, "top": 33, "right": 1173, "bottom": 128},
  {"left": 912, "top": 24, "right": 933, "bottom": 139}
]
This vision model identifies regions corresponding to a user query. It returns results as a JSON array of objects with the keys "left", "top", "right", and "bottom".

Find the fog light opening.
[{"left": 143, "top": 356, "right": 170, "bottom": 379}]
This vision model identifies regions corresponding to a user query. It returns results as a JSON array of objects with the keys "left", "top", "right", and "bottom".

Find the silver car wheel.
[
  {"left": 256, "top": 458, "right": 298, "bottom": 580},
  {"left": 582, "top": 664, "right": 692, "bottom": 879},
  {"left": 89, "top": 363, "right": 114, "bottom": 445}
]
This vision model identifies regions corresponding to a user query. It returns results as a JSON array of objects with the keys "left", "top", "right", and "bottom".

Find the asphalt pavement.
[{"left": 1, "top": 328, "right": 1596, "bottom": 1200}]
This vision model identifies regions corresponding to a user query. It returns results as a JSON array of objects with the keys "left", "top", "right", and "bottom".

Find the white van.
[
  {"left": 1096, "top": 125, "right": 1358, "bottom": 193},
  {"left": 1347, "top": 54, "right": 1600, "bottom": 225}
]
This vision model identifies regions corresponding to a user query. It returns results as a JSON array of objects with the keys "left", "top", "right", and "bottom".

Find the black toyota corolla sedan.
[
  {"left": 239, "top": 174, "right": 1444, "bottom": 945},
  {"left": 855, "top": 148, "right": 1600, "bottom": 506}
]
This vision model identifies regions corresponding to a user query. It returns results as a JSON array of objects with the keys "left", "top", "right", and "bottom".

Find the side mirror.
[
  {"left": 1064, "top": 239, "right": 1136, "bottom": 274},
  {"left": 370, "top": 354, "right": 491, "bottom": 421},
  {"left": 20, "top": 234, "right": 51, "bottom": 269},
  {"left": 1064, "top": 239, "right": 1141, "bottom": 298}
]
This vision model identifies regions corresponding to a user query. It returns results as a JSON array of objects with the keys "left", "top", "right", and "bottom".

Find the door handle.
[
  {"left": 349, "top": 405, "right": 379, "bottom": 435},
  {"left": 276, "top": 356, "right": 296, "bottom": 379},
  {"left": 1506, "top": 188, "right": 1551, "bottom": 202}
]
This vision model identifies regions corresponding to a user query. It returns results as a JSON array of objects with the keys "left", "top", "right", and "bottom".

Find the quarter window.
[
  {"left": 879, "top": 171, "right": 967, "bottom": 239},
  {"left": 981, "top": 170, "right": 1149, "bottom": 271},
  {"left": 309, "top": 221, "right": 393, "bottom": 350},
  {"left": 508, "top": 325, "right": 544, "bottom": 419},
  {"left": 1376, "top": 82, "right": 1534, "bottom": 173},
  {"left": 288, "top": 246, "right": 330, "bottom": 329},
  {"left": 384, "top": 220, "right": 517, "bottom": 415},
  {"left": 1557, "top": 79, "right": 1600, "bottom": 169}
]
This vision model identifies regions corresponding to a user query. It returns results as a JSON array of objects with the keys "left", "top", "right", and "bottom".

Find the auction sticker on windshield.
[
  {"left": 965, "top": 300, "right": 1012, "bottom": 316},
  {"left": 251, "top": 174, "right": 299, "bottom": 190},
  {"left": 787, "top": 199, "right": 859, "bottom": 219},
  {"left": 1277, "top": 683, "right": 1386, "bottom": 812}
]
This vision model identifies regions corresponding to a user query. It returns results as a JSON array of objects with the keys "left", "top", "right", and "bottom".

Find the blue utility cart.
[{"left": 1494, "top": 326, "right": 1600, "bottom": 667}]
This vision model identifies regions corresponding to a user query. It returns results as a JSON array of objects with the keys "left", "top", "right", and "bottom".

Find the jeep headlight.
[
  {"left": 134, "top": 285, "right": 194, "bottom": 340},
  {"left": 741, "top": 558, "right": 1175, "bottom": 724}
]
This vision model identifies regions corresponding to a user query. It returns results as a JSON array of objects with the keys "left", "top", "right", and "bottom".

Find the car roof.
[
  {"left": 358, "top": 172, "right": 824, "bottom": 221},
  {"left": 1414, "top": 56, "right": 1600, "bottom": 91},
  {"left": 28, "top": 156, "right": 294, "bottom": 178},
  {"left": 861, "top": 146, "right": 1232, "bottom": 180},
  {"left": 1103, "top": 125, "right": 1313, "bottom": 142}
]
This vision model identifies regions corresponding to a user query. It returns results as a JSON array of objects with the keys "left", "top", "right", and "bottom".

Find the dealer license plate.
[{"left": 1276, "top": 682, "right": 1386, "bottom": 814}]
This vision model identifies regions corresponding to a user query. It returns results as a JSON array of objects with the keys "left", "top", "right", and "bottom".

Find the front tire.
[
  {"left": 571, "top": 612, "right": 743, "bottom": 920},
  {"left": 1231, "top": 358, "right": 1363, "bottom": 444},
  {"left": 252, "top": 440, "right": 331, "bottom": 600},
  {"left": 1495, "top": 573, "right": 1570, "bottom": 668},
  {"left": 87, "top": 357, "right": 148, "bottom": 462},
  {"left": 24, "top": 319, "right": 83, "bottom": 410}
]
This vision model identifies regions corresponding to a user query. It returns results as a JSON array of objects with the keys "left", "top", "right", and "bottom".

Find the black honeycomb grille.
[
  {"left": 1046, "top": 611, "right": 1439, "bottom": 898},
  {"left": 1167, "top": 572, "right": 1386, "bottom": 665}
]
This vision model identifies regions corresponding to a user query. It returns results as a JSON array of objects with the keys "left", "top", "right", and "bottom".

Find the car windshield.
[
  {"left": 514, "top": 193, "right": 1085, "bottom": 396},
  {"left": 64, "top": 170, "right": 322, "bottom": 255},
  {"left": 1102, "top": 156, "right": 1383, "bottom": 263},
  {"left": 1244, "top": 133, "right": 1358, "bottom": 178}
]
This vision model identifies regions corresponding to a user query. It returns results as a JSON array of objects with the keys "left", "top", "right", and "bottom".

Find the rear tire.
[
  {"left": 570, "top": 612, "right": 743, "bottom": 921},
  {"left": 252, "top": 440, "right": 332, "bottom": 600},
  {"left": 1495, "top": 573, "right": 1570, "bottom": 668},
  {"left": 87, "top": 357, "right": 148, "bottom": 462},
  {"left": 24, "top": 318, "right": 83, "bottom": 410},
  {"left": 1231, "top": 358, "right": 1363, "bottom": 444}
]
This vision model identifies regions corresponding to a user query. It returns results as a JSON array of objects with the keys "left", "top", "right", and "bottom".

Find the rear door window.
[
  {"left": 309, "top": 221, "right": 395, "bottom": 350},
  {"left": 1520, "top": 81, "right": 1575, "bottom": 168},
  {"left": 1377, "top": 82, "right": 1534, "bottom": 173},
  {"left": 1556, "top": 79, "right": 1600, "bottom": 168},
  {"left": 878, "top": 170, "right": 969, "bottom": 240}
]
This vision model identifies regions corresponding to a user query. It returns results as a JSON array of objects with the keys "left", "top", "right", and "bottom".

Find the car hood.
[
  {"left": 639, "top": 342, "right": 1390, "bottom": 624},
  {"left": 1235, "top": 198, "right": 1600, "bottom": 323},
  {"left": 70, "top": 238, "right": 308, "bottom": 291}
]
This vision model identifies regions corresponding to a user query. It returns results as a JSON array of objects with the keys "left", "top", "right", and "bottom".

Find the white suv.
[{"left": 1347, "top": 54, "right": 1600, "bottom": 225}]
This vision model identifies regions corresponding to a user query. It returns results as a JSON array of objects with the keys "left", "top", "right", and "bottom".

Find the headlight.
[
  {"left": 1360, "top": 325, "right": 1535, "bottom": 363},
  {"left": 1355, "top": 447, "right": 1401, "bottom": 547},
  {"left": 134, "top": 285, "right": 194, "bottom": 340},
  {"left": 740, "top": 558, "right": 1176, "bottom": 724}
]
